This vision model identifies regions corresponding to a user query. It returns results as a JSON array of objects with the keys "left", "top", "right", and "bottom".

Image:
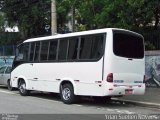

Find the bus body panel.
[
  {"left": 11, "top": 59, "right": 104, "bottom": 96},
  {"left": 102, "top": 57, "right": 145, "bottom": 96},
  {"left": 102, "top": 29, "right": 145, "bottom": 96}
]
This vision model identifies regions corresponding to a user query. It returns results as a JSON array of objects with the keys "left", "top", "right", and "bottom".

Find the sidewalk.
[{"left": 114, "top": 88, "right": 160, "bottom": 108}]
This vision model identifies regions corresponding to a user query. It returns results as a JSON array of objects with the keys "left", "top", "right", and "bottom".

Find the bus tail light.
[{"left": 106, "top": 73, "right": 113, "bottom": 82}]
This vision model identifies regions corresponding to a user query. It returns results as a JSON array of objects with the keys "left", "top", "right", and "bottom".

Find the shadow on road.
[
  {"left": 29, "top": 92, "right": 132, "bottom": 108},
  {"left": 0, "top": 86, "right": 133, "bottom": 108}
]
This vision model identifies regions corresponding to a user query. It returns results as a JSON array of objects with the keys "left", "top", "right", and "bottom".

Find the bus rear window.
[{"left": 113, "top": 30, "right": 144, "bottom": 59}]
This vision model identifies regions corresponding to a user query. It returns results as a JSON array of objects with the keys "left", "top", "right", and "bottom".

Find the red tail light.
[{"left": 106, "top": 73, "right": 113, "bottom": 82}]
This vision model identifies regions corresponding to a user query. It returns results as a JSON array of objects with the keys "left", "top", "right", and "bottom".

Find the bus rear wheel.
[
  {"left": 60, "top": 83, "right": 75, "bottom": 104},
  {"left": 19, "top": 80, "right": 29, "bottom": 96}
]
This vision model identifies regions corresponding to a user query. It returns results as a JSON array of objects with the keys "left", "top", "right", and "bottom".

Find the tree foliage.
[
  {"left": 75, "top": 0, "right": 159, "bottom": 30},
  {"left": 1, "top": 0, "right": 51, "bottom": 39},
  {"left": 0, "top": 0, "right": 160, "bottom": 38}
]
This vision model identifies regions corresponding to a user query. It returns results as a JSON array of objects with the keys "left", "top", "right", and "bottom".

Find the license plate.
[{"left": 125, "top": 89, "right": 133, "bottom": 95}]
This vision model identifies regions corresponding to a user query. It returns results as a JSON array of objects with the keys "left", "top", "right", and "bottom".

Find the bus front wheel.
[
  {"left": 18, "top": 80, "right": 29, "bottom": 96},
  {"left": 60, "top": 83, "right": 75, "bottom": 104}
]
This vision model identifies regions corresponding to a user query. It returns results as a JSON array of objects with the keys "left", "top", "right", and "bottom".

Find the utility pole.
[{"left": 51, "top": 0, "right": 57, "bottom": 35}]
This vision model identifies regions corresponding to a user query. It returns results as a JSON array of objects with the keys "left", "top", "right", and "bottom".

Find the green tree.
[
  {"left": 86, "top": 0, "right": 153, "bottom": 30},
  {"left": 72, "top": 0, "right": 159, "bottom": 30},
  {"left": 1, "top": 0, "right": 160, "bottom": 37},
  {"left": 1, "top": 0, "right": 51, "bottom": 38},
  {"left": 0, "top": 0, "right": 5, "bottom": 32},
  {"left": 144, "top": 0, "right": 160, "bottom": 30}
]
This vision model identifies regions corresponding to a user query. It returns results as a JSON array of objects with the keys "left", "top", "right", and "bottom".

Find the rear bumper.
[{"left": 104, "top": 84, "right": 145, "bottom": 96}]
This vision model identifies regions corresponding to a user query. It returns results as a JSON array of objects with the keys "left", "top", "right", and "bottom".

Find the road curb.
[{"left": 112, "top": 98, "right": 160, "bottom": 109}]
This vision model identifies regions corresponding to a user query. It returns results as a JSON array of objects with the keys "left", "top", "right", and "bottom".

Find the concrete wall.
[{"left": 145, "top": 51, "right": 160, "bottom": 88}]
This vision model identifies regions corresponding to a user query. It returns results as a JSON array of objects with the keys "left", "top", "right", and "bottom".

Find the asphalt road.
[{"left": 0, "top": 85, "right": 160, "bottom": 120}]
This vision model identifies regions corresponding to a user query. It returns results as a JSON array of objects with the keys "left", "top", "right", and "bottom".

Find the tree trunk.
[{"left": 154, "top": 8, "right": 159, "bottom": 30}]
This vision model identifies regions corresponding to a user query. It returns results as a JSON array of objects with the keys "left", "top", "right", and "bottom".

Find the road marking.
[
  {"left": 0, "top": 89, "right": 65, "bottom": 104},
  {"left": 123, "top": 110, "right": 135, "bottom": 114},
  {"left": 0, "top": 90, "right": 16, "bottom": 95},
  {"left": 106, "top": 109, "right": 114, "bottom": 112},
  {"left": 75, "top": 104, "right": 82, "bottom": 107},
  {"left": 116, "top": 110, "right": 124, "bottom": 114}
]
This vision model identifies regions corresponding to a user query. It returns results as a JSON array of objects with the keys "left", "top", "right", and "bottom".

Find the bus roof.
[{"left": 24, "top": 28, "right": 140, "bottom": 43}]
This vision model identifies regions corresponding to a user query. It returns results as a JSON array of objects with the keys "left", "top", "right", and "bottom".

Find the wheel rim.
[
  {"left": 62, "top": 88, "right": 71, "bottom": 101},
  {"left": 19, "top": 83, "right": 26, "bottom": 93}
]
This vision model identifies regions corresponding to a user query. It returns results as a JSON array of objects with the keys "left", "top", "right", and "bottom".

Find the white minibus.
[{"left": 11, "top": 28, "right": 145, "bottom": 104}]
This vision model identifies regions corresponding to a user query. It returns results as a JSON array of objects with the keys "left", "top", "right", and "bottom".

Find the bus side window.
[
  {"left": 67, "top": 37, "right": 79, "bottom": 60},
  {"left": 29, "top": 42, "right": 35, "bottom": 61},
  {"left": 79, "top": 36, "right": 92, "bottom": 59},
  {"left": 79, "top": 34, "right": 104, "bottom": 60},
  {"left": 48, "top": 40, "right": 58, "bottom": 61},
  {"left": 34, "top": 42, "right": 40, "bottom": 61},
  {"left": 40, "top": 41, "right": 49, "bottom": 61},
  {"left": 16, "top": 43, "right": 29, "bottom": 61},
  {"left": 90, "top": 35, "right": 104, "bottom": 59},
  {"left": 58, "top": 39, "right": 68, "bottom": 60}
]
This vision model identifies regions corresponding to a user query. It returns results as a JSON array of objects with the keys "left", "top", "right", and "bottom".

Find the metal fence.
[
  {"left": 0, "top": 45, "right": 15, "bottom": 66},
  {"left": 137, "top": 30, "right": 160, "bottom": 51},
  {"left": 0, "top": 45, "right": 16, "bottom": 56}
]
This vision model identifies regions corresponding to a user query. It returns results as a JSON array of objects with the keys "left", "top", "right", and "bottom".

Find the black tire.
[
  {"left": 7, "top": 79, "right": 13, "bottom": 91},
  {"left": 60, "top": 84, "right": 75, "bottom": 104},
  {"left": 19, "top": 80, "right": 30, "bottom": 96},
  {"left": 94, "top": 96, "right": 111, "bottom": 103}
]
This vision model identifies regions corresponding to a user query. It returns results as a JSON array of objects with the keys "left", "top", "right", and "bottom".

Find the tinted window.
[
  {"left": 67, "top": 37, "right": 79, "bottom": 60},
  {"left": 58, "top": 39, "right": 68, "bottom": 60},
  {"left": 29, "top": 42, "right": 35, "bottom": 61},
  {"left": 22, "top": 43, "right": 29, "bottom": 61},
  {"left": 40, "top": 41, "right": 49, "bottom": 61},
  {"left": 48, "top": 40, "right": 58, "bottom": 60},
  {"left": 16, "top": 43, "right": 29, "bottom": 61},
  {"left": 80, "top": 34, "right": 105, "bottom": 59},
  {"left": 34, "top": 42, "right": 40, "bottom": 61},
  {"left": 113, "top": 30, "right": 144, "bottom": 59},
  {"left": 80, "top": 36, "right": 92, "bottom": 59}
]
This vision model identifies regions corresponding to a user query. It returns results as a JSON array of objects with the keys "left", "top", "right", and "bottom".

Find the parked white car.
[{"left": 0, "top": 65, "right": 13, "bottom": 90}]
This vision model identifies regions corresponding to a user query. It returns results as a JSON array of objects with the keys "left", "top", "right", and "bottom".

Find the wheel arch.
[
  {"left": 17, "top": 76, "right": 28, "bottom": 89},
  {"left": 59, "top": 79, "right": 77, "bottom": 95}
]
